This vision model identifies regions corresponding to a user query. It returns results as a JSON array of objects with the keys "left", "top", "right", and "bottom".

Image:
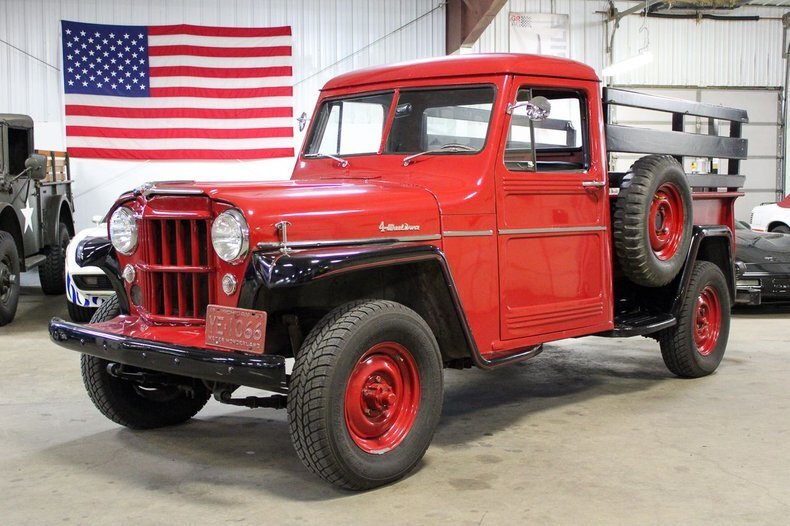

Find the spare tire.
[{"left": 613, "top": 155, "right": 693, "bottom": 287}]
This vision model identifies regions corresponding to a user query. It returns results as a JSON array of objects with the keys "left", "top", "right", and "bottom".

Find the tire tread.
[{"left": 289, "top": 300, "right": 429, "bottom": 490}]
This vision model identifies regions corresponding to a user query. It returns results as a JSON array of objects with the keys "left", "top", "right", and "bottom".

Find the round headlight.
[
  {"left": 211, "top": 209, "right": 249, "bottom": 263},
  {"left": 109, "top": 206, "right": 138, "bottom": 255}
]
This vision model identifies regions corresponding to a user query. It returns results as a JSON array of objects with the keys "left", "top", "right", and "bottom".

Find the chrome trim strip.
[
  {"left": 256, "top": 234, "right": 441, "bottom": 250},
  {"left": 498, "top": 226, "right": 606, "bottom": 235},
  {"left": 442, "top": 230, "right": 494, "bottom": 237}
]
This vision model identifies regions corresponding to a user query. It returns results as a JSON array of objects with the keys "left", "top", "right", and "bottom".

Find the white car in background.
[
  {"left": 751, "top": 195, "right": 790, "bottom": 234},
  {"left": 65, "top": 217, "right": 114, "bottom": 322}
]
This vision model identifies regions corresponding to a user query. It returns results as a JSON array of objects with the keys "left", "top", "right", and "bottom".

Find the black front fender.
[
  {"left": 238, "top": 243, "right": 539, "bottom": 369},
  {"left": 76, "top": 237, "right": 128, "bottom": 313}
]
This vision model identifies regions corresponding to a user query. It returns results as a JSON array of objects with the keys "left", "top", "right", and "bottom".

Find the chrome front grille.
[{"left": 139, "top": 218, "right": 213, "bottom": 322}]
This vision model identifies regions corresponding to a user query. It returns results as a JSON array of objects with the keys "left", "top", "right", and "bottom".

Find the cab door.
[{"left": 496, "top": 79, "right": 612, "bottom": 344}]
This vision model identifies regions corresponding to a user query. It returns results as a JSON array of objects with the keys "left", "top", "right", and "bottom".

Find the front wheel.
[
  {"left": 770, "top": 223, "right": 790, "bottom": 234},
  {"left": 0, "top": 231, "right": 21, "bottom": 326},
  {"left": 39, "top": 222, "right": 70, "bottom": 295},
  {"left": 659, "top": 261, "right": 731, "bottom": 378},
  {"left": 81, "top": 295, "right": 210, "bottom": 429},
  {"left": 288, "top": 300, "right": 444, "bottom": 490}
]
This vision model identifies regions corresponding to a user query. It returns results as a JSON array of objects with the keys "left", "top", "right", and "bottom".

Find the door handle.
[{"left": 582, "top": 181, "right": 606, "bottom": 188}]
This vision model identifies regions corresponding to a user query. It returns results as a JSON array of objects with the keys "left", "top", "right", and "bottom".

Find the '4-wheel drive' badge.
[{"left": 379, "top": 221, "right": 421, "bottom": 233}]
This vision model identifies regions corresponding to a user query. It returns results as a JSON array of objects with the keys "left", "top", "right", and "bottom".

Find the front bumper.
[
  {"left": 49, "top": 318, "right": 288, "bottom": 392},
  {"left": 735, "top": 275, "right": 790, "bottom": 305}
]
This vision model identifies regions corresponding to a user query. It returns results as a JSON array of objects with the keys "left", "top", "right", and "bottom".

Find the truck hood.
[{"left": 150, "top": 179, "right": 441, "bottom": 248}]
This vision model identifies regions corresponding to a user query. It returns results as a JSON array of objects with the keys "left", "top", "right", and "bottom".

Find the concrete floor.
[{"left": 2, "top": 273, "right": 790, "bottom": 525}]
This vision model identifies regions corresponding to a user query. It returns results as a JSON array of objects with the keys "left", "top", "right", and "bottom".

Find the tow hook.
[
  {"left": 106, "top": 362, "right": 173, "bottom": 385},
  {"left": 214, "top": 389, "right": 288, "bottom": 410}
]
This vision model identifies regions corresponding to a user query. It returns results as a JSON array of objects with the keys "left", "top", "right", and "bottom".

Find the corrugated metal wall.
[
  {"left": 0, "top": 0, "right": 446, "bottom": 228},
  {"left": 471, "top": 0, "right": 785, "bottom": 88},
  {"left": 609, "top": 5, "right": 785, "bottom": 87}
]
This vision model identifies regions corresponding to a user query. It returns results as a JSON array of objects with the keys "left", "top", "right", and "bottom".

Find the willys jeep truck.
[
  {"left": 1, "top": 114, "right": 75, "bottom": 325},
  {"left": 49, "top": 54, "right": 747, "bottom": 490}
]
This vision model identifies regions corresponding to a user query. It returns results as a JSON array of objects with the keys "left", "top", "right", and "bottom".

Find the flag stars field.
[{"left": 61, "top": 20, "right": 295, "bottom": 160}]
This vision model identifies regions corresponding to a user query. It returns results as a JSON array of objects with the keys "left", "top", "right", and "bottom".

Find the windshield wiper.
[
  {"left": 402, "top": 144, "right": 477, "bottom": 166},
  {"left": 304, "top": 152, "right": 349, "bottom": 167}
]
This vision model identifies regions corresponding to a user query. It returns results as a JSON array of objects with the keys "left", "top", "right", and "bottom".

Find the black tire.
[
  {"left": 659, "top": 261, "right": 730, "bottom": 378},
  {"left": 67, "top": 300, "right": 97, "bottom": 323},
  {"left": 80, "top": 295, "right": 210, "bottom": 429},
  {"left": 613, "top": 155, "right": 693, "bottom": 287},
  {"left": 39, "top": 222, "right": 70, "bottom": 295},
  {"left": 288, "top": 300, "right": 444, "bottom": 490},
  {"left": 0, "top": 231, "right": 21, "bottom": 327},
  {"left": 769, "top": 224, "right": 790, "bottom": 234}
]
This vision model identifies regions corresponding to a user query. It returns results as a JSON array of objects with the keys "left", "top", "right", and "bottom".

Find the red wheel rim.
[
  {"left": 649, "top": 182, "right": 685, "bottom": 261},
  {"left": 344, "top": 342, "right": 420, "bottom": 454},
  {"left": 694, "top": 285, "right": 722, "bottom": 356}
]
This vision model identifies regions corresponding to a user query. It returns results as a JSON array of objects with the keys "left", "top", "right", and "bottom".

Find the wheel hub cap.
[
  {"left": 345, "top": 342, "right": 420, "bottom": 454},
  {"left": 649, "top": 183, "right": 684, "bottom": 261},
  {"left": 694, "top": 285, "right": 722, "bottom": 356}
]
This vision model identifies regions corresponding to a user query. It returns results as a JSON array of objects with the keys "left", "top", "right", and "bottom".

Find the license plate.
[{"left": 205, "top": 305, "right": 267, "bottom": 354}]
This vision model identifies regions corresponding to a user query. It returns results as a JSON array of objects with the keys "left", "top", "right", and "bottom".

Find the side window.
[
  {"left": 7, "top": 127, "right": 31, "bottom": 176},
  {"left": 505, "top": 88, "right": 588, "bottom": 172}
]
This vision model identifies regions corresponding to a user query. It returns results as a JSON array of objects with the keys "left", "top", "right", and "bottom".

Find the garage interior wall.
[
  {"left": 470, "top": 0, "right": 788, "bottom": 221},
  {"left": 0, "top": 0, "right": 446, "bottom": 229}
]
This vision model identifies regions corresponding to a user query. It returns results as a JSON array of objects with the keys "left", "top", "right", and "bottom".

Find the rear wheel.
[
  {"left": 81, "top": 295, "right": 210, "bottom": 429},
  {"left": 0, "top": 231, "right": 21, "bottom": 326},
  {"left": 39, "top": 222, "right": 70, "bottom": 295},
  {"left": 288, "top": 300, "right": 443, "bottom": 490},
  {"left": 613, "top": 155, "right": 693, "bottom": 287},
  {"left": 659, "top": 261, "right": 730, "bottom": 378}
]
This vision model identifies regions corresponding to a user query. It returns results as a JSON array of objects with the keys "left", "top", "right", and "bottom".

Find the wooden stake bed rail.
[
  {"left": 603, "top": 87, "right": 749, "bottom": 191},
  {"left": 34, "top": 150, "right": 71, "bottom": 183}
]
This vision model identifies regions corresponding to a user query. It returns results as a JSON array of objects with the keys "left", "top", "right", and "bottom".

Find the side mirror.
[
  {"left": 507, "top": 96, "right": 552, "bottom": 121},
  {"left": 297, "top": 111, "right": 309, "bottom": 132},
  {"left": 25, "top": 153, "right": 48, "bottom": 181}
]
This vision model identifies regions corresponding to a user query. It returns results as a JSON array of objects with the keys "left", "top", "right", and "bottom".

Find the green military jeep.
[{"left": 0, "top": 114, "right": 75, "bottom": 325}]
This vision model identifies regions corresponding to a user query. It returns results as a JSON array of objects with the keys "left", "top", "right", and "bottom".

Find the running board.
[
  {"left": 595, "top": 312, "right": 676, "bottom": 338},
  {"left": 24, "top": 254, "right": 46, "bottom": 269}
]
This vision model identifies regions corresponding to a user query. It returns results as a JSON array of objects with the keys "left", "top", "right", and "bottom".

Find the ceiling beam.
[{"left": 446, "top": 0, "right": 508, "bottom": 54}]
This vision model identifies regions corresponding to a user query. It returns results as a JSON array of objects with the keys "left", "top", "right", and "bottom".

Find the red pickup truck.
[{"left": 50, "top": 54, "right": 747, "bottom": 490}]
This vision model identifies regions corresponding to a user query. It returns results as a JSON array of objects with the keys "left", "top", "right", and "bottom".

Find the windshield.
[
  {"left": 386, "top": 86, "right": 495, "bottom": 153},
  {"left": 305, "top": 85, "right": 496, "bottom": 159},
  {"left": 306, "top": 92, "right": 394, "bottom": 157}
]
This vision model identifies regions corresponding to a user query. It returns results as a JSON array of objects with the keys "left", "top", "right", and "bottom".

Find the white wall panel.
[
  {"left": 610, "top": 5, "right": 785, "bottom": 88},
  {"left": 471, "top": 1, "right": 785, "bottom": 88},
  {"left": 0, "top": 0, "right": 445, "bottom": 229},
  {"left": 471, "top": 0, "right": 608, "bottom": 72}
]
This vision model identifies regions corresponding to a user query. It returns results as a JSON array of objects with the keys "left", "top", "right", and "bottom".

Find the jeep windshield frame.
[
  {"left": 304, "top": 90, "right": 395, "bottom": 159},
  {"left": 302, "top": 83, "right": 499, "bottom": 161}
]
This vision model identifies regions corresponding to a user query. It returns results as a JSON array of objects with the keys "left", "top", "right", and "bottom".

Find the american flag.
[{"left": 61, "top": 20, "right": 294, "bottom": 160}]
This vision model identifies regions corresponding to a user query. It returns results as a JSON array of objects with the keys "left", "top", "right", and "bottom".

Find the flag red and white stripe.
[{"left": 62, "top": 22, "right": 294, "bottom": 160}]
